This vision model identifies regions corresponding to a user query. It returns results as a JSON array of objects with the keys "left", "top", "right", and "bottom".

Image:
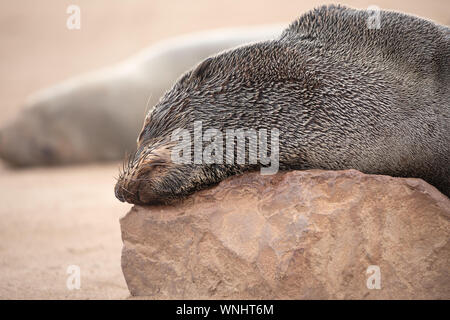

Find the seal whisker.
[
  {"left": 119, "top": 184, "right": 135, "bottom": 197},
  {"left": 144, "top": 93, "right": 153, "bottom": 116}
]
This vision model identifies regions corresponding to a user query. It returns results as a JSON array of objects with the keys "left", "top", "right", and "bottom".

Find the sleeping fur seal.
[{"left": 115, "top": 5, "right": 450, "bottom": 203}]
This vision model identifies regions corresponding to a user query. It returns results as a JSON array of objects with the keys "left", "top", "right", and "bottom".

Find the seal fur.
[{"left": 115, "top": 5, "right": 450, "bottom": 203}]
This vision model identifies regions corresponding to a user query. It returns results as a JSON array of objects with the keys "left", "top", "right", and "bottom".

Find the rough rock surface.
[{"left": 120, "top": 169, "right": 450, "bottom": 299}]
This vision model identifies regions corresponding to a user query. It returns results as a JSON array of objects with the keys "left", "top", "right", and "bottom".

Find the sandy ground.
[
  {"left": 0, "top": 0, "right": 448, "bottom": 299},
  {"left": 0, "top": 162, "right": 131, "bottom": 299}
]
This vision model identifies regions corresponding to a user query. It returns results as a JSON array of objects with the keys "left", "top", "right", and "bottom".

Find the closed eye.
[{"left": 148, "top": 161, "right": 166, "bottom": 167}]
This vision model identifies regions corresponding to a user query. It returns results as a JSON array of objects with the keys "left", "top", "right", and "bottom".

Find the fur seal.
[
  {"left": 115, "top": 5, "right": 450, "bottom": 204},
  {"left": 0, "top": 26, "right": 283, "bottom": 166}
]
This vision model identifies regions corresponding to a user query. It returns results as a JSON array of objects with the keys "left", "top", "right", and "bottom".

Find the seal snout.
[
  {"left": 114, "top": 174, "right": 143, "bottom": 204},
  {"left": 115, "top": 172, "right": 161, "bottom": 205},
  {"left": 114, "top": 182, "right": 126, "bottom": 202},
  {"left": 114, "top": 151, "right": 165, "bottom": 205},
  {"left": 115, "top": 140, "right": 177, "bottom": 204}
]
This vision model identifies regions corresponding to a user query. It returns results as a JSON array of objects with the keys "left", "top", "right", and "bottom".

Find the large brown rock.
[{"left": 120, "top": 169, "right": 450, "bottom": 299}]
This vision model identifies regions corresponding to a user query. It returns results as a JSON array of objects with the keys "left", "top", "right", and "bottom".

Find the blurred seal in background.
[{"left": 0, "top": 25, "right": 283, "bottom": 166}]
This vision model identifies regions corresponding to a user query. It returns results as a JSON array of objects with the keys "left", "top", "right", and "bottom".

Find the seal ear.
[{"left": 190, "top": 57, "right": 214, "bottom": 82}]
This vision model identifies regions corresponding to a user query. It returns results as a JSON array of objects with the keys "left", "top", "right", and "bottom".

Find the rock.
[{"left": 120, "top": 169, "right": 450, "bottom": 299}]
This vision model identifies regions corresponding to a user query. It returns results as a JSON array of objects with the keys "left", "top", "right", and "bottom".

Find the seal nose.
[{"left": 114, "top": 182, "right": 126, "bottom": 202}]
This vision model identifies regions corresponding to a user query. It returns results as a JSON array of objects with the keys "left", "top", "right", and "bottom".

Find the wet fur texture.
[{"left": 115, "top": 5, "right": 450, "bottom": 204}]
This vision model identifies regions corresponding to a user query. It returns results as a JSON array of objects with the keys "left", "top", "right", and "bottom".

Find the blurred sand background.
[{"left": 0, "top": 0, "right": 448, "bottom": 299}]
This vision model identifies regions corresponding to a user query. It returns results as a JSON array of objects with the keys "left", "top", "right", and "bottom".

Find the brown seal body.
[{"left": 115, "top": 5, "right": 450, "bottom": 204}]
